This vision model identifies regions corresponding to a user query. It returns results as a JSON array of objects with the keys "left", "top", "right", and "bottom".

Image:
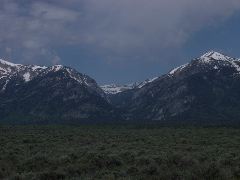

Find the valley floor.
[{"left": 0, "top": 125, "right": 240, "bottom": 180}]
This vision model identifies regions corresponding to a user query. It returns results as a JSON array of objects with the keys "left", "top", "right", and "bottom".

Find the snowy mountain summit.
[
  {"left": 0, "top": 58, "right": 114, "bottom": 122},
  {"left": 0, "top": 59, "right": 103, "bottom": 95},
  {"left": 200, "top": 51, "right": 235, "bottom": 62},
  {"left": 168, "top": 51, "right": 240, "bottom": 76},
  {"left": 102, "top": 51, "right": 240, "bottom": 95},
  {"left": 110, "top": 50, "right": 240, "bottom": 123}
]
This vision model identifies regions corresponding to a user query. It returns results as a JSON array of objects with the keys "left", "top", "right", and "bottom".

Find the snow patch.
[
  {"left": 23, "top": 72, "right": 31, "bottom": 82},
  {"left": 32, "top": 65, "right": 47, "bottom": 71},
  {"left": 102, "top": 77, "right": 159, "bottom": 94},
  {"left": 230, "top": 61, "right": 240, "bottom": 72},
  {"left": 83, "top": 76, "right": 90, "bottom": 86},
  {"left": 137, "top": 77, "right": 158, "bottom": 88},
  {"left": 0, "top": 76, "right": 7, "bottom": 80},
  {"left": 2, "top": 79, "right": 9, "bottom": 91},
  {"left": 52, "top": 65, "right": 63, "bottom": 72},
  {"left": 169, "top": 63, "right": 188, "bottom": 75},
  {"left": 101, "top": 84, "right": 134, "bottom": 94},
  {"left": 0, "top": 66, "right": 7, "bottom": 74},
  {"left": 66, "top": 69, "right": 84, "bottom": 84}
]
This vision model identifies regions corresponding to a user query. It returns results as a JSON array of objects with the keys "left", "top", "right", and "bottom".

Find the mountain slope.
[
  {"left": 0, "top": 59, "right": 116, "bottom": 123},
  {"left": 112, "top": 51, "right": 240, "bottom": 124}
]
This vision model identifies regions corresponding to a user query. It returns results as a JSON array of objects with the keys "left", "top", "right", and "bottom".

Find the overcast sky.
[{"left": 0, "top": 0, "right": 240, "bottom": 84}]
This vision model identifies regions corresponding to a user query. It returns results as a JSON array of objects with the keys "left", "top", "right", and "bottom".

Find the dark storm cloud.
[{"left": 0, "top": 0, "right": 240, "bottom": 64}]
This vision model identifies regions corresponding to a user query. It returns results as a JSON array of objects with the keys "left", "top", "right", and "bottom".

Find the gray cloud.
[
  {"left": 0, "top": 0, "right": 80, "bottom": 64},
  {"left": 31, "top": 2, "right": 79, "bottom": 21},
  {"left": 0, "top": 0, "right": 240, "bottom": 65},
  {"left": 81, "top": 0, "right": 240, "bottom": 59}
]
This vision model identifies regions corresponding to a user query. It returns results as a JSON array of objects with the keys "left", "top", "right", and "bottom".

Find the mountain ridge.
[
  {"left": 0, "top": 59, "right": 115, "bottom": 123},
  {"left": 112, "top": 51, "right": 240, "bottom": 124},
  {"left": 1, "top": 51, "right": 240, "bottom": 125},
  {"left": 101, "top": 51, "right": 240, "bottom": 95}
]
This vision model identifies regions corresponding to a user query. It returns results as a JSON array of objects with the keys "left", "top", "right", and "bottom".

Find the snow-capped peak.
[
  {"left": 0, "top": 58, "right": 98, "bottom": 92},
  {"left": 199, "top": 51, "right": 240, "bottom": 72},
  {"left": 200, "top": 51, "right": 234, "bottom": 62},
  {"left": 168, "top": 51, "right": 240, "bottom": 76}
]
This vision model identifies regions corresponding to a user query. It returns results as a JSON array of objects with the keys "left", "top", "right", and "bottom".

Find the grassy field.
[{"left": 0, "top": 125, "right": 240, "bottom": 180}]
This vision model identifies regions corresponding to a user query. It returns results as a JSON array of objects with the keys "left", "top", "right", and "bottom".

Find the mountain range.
[
  {"left": 0, "top": 59, "right": 116, "bottom": 123},
  {"left": 1, "top": 51, "right": 240, "bottom": 125}
]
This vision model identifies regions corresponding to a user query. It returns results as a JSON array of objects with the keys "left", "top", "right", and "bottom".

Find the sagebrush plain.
[{"left": 0, "top": 125, "right": 240, "bottom": 180}]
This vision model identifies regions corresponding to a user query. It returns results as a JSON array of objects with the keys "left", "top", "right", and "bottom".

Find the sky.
[{"left": 0, "top": 0, "right": 240, "bottom": 84}]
